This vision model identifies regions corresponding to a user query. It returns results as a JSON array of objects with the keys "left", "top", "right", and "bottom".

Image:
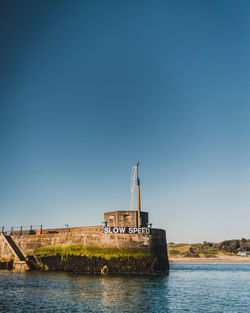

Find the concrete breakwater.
[{"left": 0, "top": 211, "right": 169, "bottom": 274}]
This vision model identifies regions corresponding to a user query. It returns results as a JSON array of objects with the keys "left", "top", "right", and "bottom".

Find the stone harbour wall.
[
  {"left": 0, "top": 234, "right": 14, "bottom": 261},
  {"left": 0, "top": 226, "right": 169, "bottom": 274},
  {"left": 28, "top": 254, "right": 168, "bottom": 275},
  {"left": 12, "top": 226, "right": 167, "bottom": 257}
]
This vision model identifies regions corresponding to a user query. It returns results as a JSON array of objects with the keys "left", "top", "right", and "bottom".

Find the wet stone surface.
[{"left": 28, "top": 254, "right": 169, "bottom": 275}]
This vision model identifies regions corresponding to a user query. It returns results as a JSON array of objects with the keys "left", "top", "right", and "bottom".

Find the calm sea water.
[{"left": 0, "top": 263, "right": 250, "bottom": 313}]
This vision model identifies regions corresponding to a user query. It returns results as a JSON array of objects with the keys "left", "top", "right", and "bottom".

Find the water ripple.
[{"left": 0, "top": 264, "right": 250, "bottom": 312}]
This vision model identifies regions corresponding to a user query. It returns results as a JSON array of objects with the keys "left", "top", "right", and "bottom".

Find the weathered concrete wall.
[
  {"left": 0, "top": 259, "right": 13, "bottom": 270},
  {"left": 0, "top": 226, "right": 167, "bottom": 259},
  {"left": 11, "top": 227, "right": 166, "bottom": 257},
  {"left": 29, "top": 255, "right": 168, "bottom": 275},
  {"left": 0, "top": 234, "right": 15, "bottom": 260}
]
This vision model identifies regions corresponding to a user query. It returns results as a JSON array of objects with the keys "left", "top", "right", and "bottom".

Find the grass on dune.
[{"left": 168, "top": 243, "right": 220, "bottom": 258}]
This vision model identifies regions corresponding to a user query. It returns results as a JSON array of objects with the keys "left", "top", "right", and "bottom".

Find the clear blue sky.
[{"left": 1, "top": 0, "right": 250, "bottom": 242}]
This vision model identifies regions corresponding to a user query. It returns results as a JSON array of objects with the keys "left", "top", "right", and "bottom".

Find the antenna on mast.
[
  {"left": 129, "top": 164, "right": 137, "bottom": 210},
  {"left": 128, "top": 162, "right": 141, "bottom": 227}
]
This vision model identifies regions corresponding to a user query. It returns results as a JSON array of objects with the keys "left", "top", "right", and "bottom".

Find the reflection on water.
[{"left": 0, "top": 264, "right": 250, "bottom": 312}]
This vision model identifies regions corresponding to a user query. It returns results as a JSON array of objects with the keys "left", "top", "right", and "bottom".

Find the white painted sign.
[{"left": 103, "top": 227, "right": 151, "bottom": 235}]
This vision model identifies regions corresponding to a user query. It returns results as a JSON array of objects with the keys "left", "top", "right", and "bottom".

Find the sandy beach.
[{"left": 169, "top": 257, "right": 250, "bottom": 263}]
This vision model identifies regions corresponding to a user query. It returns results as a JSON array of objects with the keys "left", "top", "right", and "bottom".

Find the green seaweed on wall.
[{"left": 31, "top": 244, "right": 151, "bottom": 260}]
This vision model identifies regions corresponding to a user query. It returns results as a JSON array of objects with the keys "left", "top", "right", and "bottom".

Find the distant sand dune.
[{"left": 169, "top": 256, "right": 250, "bottom": 263}]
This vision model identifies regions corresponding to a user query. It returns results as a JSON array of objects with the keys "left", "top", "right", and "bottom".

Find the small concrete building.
[{"left": 104, "top": 210, "right": 149, "bottom": 227}]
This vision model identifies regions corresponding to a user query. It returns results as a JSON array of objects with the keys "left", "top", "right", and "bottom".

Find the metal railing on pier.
[{"left": 1, "top": 224, "right": 71, "bottom": 236}]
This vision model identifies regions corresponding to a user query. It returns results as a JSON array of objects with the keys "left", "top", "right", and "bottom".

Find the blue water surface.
[{"left": 0, "top": 263, "right": 250, "bottom": 312}]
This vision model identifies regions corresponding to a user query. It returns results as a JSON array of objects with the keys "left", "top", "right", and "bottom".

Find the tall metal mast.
[
  {"left": 129, "top": 162, "right": 141, "bottom": 227},
  {"left": 137, "top": 162, "right": 141, "bottom": 227}
]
